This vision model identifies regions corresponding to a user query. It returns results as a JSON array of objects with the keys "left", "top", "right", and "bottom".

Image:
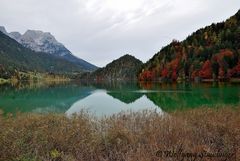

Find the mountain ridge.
[
  {"left": 0, "top": 30, "right": 84, "bottom": 79},
  {"left": 0, "top": 26, "right": 97, "bottom": 71}
]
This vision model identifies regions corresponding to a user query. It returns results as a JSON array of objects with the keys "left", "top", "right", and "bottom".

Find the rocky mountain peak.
[
  {"left": 24, "top": 30, "right": 53, "bottom": 38},
  {"left": 9, "top": 32, "right": 22, "bottom": 40},
  {"left": 0, "top": 26, "right": 97, "bottom": 71},
  {"left": 22, "top": 30, "right": 59, "bottom": 44},
  {"left": 0, "top": 26, "right": 7, "bottom": 35}
]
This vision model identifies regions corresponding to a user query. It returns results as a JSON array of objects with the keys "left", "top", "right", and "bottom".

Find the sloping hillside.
[
  {"left": 85, "top": 54, "right": 143, "bottom": 80},
  {"left": 0, "top": 27, "right": 98, "bottom": 71},
  {"left": 0, "top": 31, "right": 82, "bottom": 79},
  {"left": 139, "top": 10, "right": 240, "bottom": 81}
]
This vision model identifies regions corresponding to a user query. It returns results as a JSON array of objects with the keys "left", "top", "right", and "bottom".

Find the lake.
[{"left": 0, "top": 81, "right": 239, "bottom": 116}]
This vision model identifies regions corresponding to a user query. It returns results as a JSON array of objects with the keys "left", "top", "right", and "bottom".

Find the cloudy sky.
[{"left": 0, "top": 0, "right": 240, "bottom": 67}]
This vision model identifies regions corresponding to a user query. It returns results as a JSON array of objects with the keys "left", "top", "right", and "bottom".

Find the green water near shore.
[{"left": 0, "top": 82, "right": 239, "bottom": 116}]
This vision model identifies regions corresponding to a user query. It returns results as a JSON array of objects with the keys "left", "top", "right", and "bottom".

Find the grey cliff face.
[
  {"left": 0, "top": 26, "right": 8, "bottom": 35},
  {"left": 17, "top": 30, "right": 68, "bottom": 56},
  {"left": 9, "top": 32, "right": 22, "bottom": 40},
  {"left": 0, "top": 26, "right": 97, "bottom": 71}
]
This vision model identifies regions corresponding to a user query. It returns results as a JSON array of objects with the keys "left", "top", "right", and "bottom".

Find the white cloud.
[{"left": 0, "top": 0, "right": 239, "bottom": 67}]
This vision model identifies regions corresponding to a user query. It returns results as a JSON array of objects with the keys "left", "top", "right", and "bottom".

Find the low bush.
[{"left": 0, "top": 106, "right": 239, "bottom": 161}]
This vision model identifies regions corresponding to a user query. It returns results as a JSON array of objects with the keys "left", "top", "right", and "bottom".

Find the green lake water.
[{"left": 0, "top": 82, "right": 239, "bottom": 116}]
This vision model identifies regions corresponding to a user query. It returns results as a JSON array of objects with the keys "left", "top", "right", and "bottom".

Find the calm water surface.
[{"left": 0, "top": 82, "right": 239, "bottom": 116}]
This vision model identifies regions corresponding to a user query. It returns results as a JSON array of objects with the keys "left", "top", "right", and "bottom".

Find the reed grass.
[{"left": 0, "top": 106, "right": 239, "bottom": 161}]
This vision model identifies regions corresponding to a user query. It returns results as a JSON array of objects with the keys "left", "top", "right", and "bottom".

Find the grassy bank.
[
  {"left": 0, "top": 72, "right": 71, "bottom": 86},
  {"left": 0, "top": 106, "right": 239, "bottom": 161}
]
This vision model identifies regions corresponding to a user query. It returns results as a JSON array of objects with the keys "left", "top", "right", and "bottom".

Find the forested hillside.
[
  {"left": 139, "top": 10, "right": 240, "bottom": 81},
  {"left": 0, "top": 31, "right": 82, "bottom": 79},
  {"left": 84, "top": 54, "right": 143, "bottom": 80}
]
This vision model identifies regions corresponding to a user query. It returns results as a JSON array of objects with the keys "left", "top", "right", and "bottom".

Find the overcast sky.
[{"left": 0, "top": 0, "right": 240, "bottom": 67}]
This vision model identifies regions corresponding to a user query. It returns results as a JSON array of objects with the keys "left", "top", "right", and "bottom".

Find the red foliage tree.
[
  {"left": 139, "top": 70, "right": 155, "bottom": 81},
  {"left": 168, "top": 58, "right": 180, "bottom": 81},
  {"left": 217, "top": 49, "right": 234, "bottom": 60},
  {"left": 191, "top": 70, "right": 199, "bottom": 79},
  {"left": 171, "top": 70, "right": 177, "bottom": 81},
  {"left": 216, "top": 50, "right": 233, "bottom": 79},
  {"left": 161, "top": 68, "right": 168, "bottom": 78},
  {"left": 169, "top": 58, "right": 180, "bottom": 71},
  {"left": 199, "top": 60, "right": 212, "bottom": 79}
]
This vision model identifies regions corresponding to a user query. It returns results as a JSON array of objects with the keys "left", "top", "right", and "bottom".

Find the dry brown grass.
[{"left": 0, "top": 106, "right": 239, "bottom": 161}]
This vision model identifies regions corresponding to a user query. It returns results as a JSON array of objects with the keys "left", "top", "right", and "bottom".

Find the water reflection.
[
  {"left": 66, "top": 90, "right": 162, "bottom": 117},
  {"left": 0, "top": 81, "right": 239, "bottom": 116},
  {"left": 0, "top": 83, "right": 94, "bottom": 114},
  {"left": 139, "top": 82, "right": 240, "bottom": 111}
]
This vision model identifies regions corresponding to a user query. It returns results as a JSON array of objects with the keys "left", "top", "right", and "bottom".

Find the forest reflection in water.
[{"left": 0, "top": 81, "right": 239, "bottom": 116}]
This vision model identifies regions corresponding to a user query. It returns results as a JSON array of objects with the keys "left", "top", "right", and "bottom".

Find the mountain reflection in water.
[
  {"left": 0, "top": 82, "right": 239, "bottom": 116},
  {"left": 66, "top": 90, "right": 162, "bottom": 116}
]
